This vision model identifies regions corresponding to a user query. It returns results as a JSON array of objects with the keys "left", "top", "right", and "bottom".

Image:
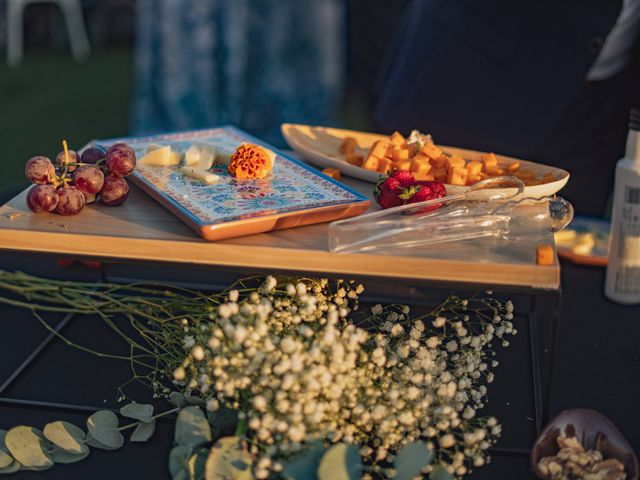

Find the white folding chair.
[{"left": 7, "top": 0, "right": 90, "bottom": 66}]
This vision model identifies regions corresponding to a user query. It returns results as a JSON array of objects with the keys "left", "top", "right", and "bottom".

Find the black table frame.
[{"left": 0, "top": 255, "right": 561, "bottom": 461}]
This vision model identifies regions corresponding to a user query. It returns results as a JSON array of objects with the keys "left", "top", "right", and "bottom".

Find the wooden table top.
[{"left": 0, "top": 176, "right": 559, "bottom": 290}]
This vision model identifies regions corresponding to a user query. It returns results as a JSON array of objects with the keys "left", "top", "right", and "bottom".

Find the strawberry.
[
  {"left": 375, "top": 189, "right": 405, "bottom": 209},
  {"left": 374, "top": 171, "right": 446, "bottom": 211},
  {"left": 377, "top": 176, "right": 402, "bottom": 193},
  {"left": 391, "top": 170, "right": 416, "bottom": 187},
  {"left": 406, "top": 182, "right": 446, "bottom": 213},
  {"left": 416, "top": 180, "right": 446, "bottom": 198},
  {"left": 405, "top": 186, "right": 434, "bottom": 204}
]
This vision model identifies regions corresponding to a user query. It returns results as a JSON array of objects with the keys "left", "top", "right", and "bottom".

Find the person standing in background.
[
  {"left": 131, "top": 0, "right": 344, "bottom": 147},
  {"left": 374, "top": 0, "right": 640, "bottom": 215}
]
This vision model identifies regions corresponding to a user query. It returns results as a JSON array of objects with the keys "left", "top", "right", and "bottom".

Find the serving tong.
[{"left": 329, "top": 177, "right": 574, "bottom": 254}]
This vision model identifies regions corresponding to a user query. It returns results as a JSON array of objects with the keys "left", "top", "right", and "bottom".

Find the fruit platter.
[{"left": 282, "top": 124, "right": 570, "bottom": 200}]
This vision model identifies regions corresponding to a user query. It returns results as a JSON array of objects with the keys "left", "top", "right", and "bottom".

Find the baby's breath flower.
[
  {"left": 191, "top": 345, "right": 205, "bottom": 361},
  {"left": 206, "top": 398, "right": 219, "bottom": 411},
  {"left": 432, "top": 316, "right": 446, "bottom": 328},
  {"left": 440, "top": 434, "right": 455, "bottom": 448},
  {"left": 173, "top": 366, "right": 186, "bottom": 381}
]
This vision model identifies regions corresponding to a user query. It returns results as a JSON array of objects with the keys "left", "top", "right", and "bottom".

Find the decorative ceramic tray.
[
  {"left": 282, "top": 123, "right": 570, "bottom": 200},
  {"left": 96, "top": 126, "right": 370, "bottom": 241}
]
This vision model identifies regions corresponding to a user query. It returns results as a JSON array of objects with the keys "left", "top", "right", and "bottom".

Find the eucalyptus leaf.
[
  {"left": 187, "top": 448, "right": 207, "bottom": 480},
  {"left": 0, "top": 431, "right": 14, "bottom": 469},
  {"left": 317, "top": 443, "right": 362, "bottom": 480},
  {"left": 43, "top": 421, "right": 86, "bottom": 454},
  {"left": 175, "top": 407, "right": 212, "bottom": 449},
  {"left": 394, "top": 441, "right": 434, "bottom": 480},
  {"left": 204, "top": 436, "right": 253, "bottom": 480},
  {"left": 0, "top": 461, "right": 20, "bottom": 475},
  {"left": 169, "top": 392, "right": 188, "bottom": 408},
  {"left": 429, "top": 465, "right": 455, "bottom": 480},
  {"left": 173, "top": 471, "right": 189, "bottom": 480},
  {"left": 4, "top": 426, "right": 53, "bottom": 469},
  {"left": 85, "top": 438, "right": 112, "bottom": 450},
  {"left": 50, "top": 446, "right": 90, "bottom": 464},
  {"left": 86, "top": 410, "right": 124, "bottom": 450},
  {"left": 169, "top": 445, "right": 191, "bottom": 477},
  {"left": 0, "top": 451, "right": 11, "bottom": 469},
  {"left": 282, "top": 440, "right": 326, "bottom": 480},
  {"left": 120, "top": 402, "right": 154, "bottom": 423},
  {"left": 206, "top": 407, "right": 238, "bottom": 438},
  {"left": 131, "top": 420, "right": 156, "bottom": 442}
]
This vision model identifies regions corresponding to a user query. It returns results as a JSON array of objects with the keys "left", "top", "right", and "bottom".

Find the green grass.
[{"left": 0, "top": 48, "right": 133, "bottom": 194}]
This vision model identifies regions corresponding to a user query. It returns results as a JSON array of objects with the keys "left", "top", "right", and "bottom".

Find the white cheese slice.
[
  {"left": 193, "top": 143, "right": 216, "bottom": 170},
  {"left": 184, "top": 145, "right": 201, "bottom": 167},
  {"left": 179, "top": 166, "right": 220, "bottom": 184},
  {"left": 215, "top": 150, "right": 232, "bottom": 166},
  {"left": 185, "top": 143, "right": 216, "bottom": 169},
  {"left": 139, "top": 146, "right": 183, "bottom": 166}
]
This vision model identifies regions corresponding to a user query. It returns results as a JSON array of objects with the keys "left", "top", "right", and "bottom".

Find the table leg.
[{"left": 0, "top": 312, "right": 74, "bottom": 397}]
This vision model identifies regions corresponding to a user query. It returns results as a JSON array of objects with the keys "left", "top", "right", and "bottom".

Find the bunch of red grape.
[{"left": 25, "top": 142, "right": 136, "bottom": 216}]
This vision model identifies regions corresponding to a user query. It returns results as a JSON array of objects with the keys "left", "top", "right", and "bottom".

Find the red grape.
[
  {"left": 81, "top": 146, "right": 106, "bottom": 164},
  {"left": 100, "top": 175, "right": 129, "bottom": 206},
  {"left": 54, "top": 186, "right": 85, "bottom": 215},
  {"left": 105, "top": 143, "right": 136, "bottom": 177},
  {"left": 83, "top": 192, "right": 97, "bottom": 204},
  {"left": 26, "top": 184, "right": 58, "bottom": 213},
  {"left": 73, "top": 165, "right": 104, "bottom": 195},
  {"left": 25, "top": 156, "right": 55, "bottom": 184},
  {"left": 55, "top": 150, "right": 80, "bottom": 172}
]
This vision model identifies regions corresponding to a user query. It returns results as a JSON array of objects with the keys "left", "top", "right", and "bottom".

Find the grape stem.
[{"left": 59, "top": 161, "right": 104, "bottom": 167}]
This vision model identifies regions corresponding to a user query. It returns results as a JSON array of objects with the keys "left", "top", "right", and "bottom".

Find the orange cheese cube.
[
  {"left": 421, "top": 142, "right": 443, "bottom": 160},
  {"left": 389, "top": 131, "right": 406, "bottom": 146},
  {"left": 536, "top": 244, "right": 555, "bottom": 265},
  {"left": 432, "top": 167, "right": 448, "bottom": 183},
  {"left": 369, "top": 140, "right": 390, "bottom": 159},
  {"left": 396, "top": 159, "right": 412, "bottom": 171},
  {"left": 391, "top": 147, "right": 410, "bottom": 163},
  {"left": 507, "top": 162, "right": 521, "bottom": 172},
  {"left": 339, "top": 137, "right": 357, "bottom": 155},
  {"left": 466, "top": 160, "right": 483, "bottom": 175},
  {"left": 447, "top": 166, "right": 468, "bottom": 186},
  {"left": 322, "top": 167, "right": 342, "bottom": 180},
  {"left": 413, "top": 152, "right": 431, "bottom": 165},
  {"left": 413, "top": 172, "right": 435, "bottom": 181},
  {"left": 446, "top": 155, "right": 466, "bottom": 172},
  {"left": 466, "top": 174, "right": 482, "bottom": 185},
  {"left": 484, "top": 165, "right": 506, "bottom": 176},
  {"left": 362, "top": 154, "right": 380, "bottom": 171},
  {"left": 482, "top": 152, "right": 498, "bottom": 168},
  {"left": 410, "top": 158, "right": 431, "bottom": 175},
  {"left": 430, "top": 154, "right": 448, "bottom": 168},
  {"left": 377, "top": 158, "right": 394, "bottom": 174},
  {"left": 345, "top": 153, "right": 363, "bottom": 166}
]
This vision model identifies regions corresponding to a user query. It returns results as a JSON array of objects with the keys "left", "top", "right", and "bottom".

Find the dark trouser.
[{"left": 534, "top": 67, "right": 638, "bottom": 216}]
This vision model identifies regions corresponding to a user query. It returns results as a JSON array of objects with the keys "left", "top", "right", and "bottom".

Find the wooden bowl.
[{"left": 531, "top": 409, "right": 638, "bottom": 479}]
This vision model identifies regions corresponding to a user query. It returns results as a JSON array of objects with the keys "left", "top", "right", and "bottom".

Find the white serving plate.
[{"left": 282, "top": 123, "right": 570, "bottom": 200}]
